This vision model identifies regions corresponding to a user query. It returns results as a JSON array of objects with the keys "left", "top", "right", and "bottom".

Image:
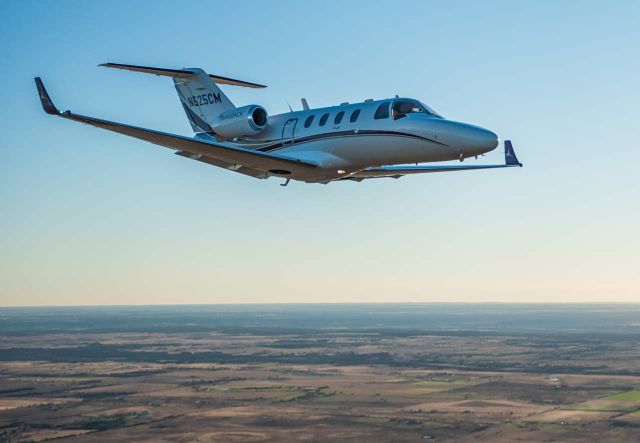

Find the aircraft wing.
[
  {"left": 345, "top": 141, "right": 522, "bottom": 181},
  {"left": 34, "top": 78, "right": 316, "bottom": 176}
]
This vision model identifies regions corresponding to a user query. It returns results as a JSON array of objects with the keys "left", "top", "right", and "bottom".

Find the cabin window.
[
  {"left": 350, "top": 109, "right": 361, "bottom": 123},
  {"left": 334, "top": 111, "right": 345, "bottom": 124},
  {"left": 304, "top": 115, "right": 314, "bottom": 128},
  {"left": 319, "top": 113, "right": 330, "bottom": 126},
  {"left": 374, "top": 102, "right": 390, "bottom": 119}
]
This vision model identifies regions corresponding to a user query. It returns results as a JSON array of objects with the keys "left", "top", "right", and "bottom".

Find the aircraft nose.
[
  {"left": 432, "top": 120, "right": 499, "bottom": 154},
  {"left": 475, "top": 127, "right": 499, "bottom": 151}
]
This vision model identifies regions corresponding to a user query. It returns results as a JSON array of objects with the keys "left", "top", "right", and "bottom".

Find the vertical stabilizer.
[
  {"left": 100, "top": 63, "right": 260, "bottom": 135},
  {"left": 173, "top": 68, "right": 235, "bottom": 134}
]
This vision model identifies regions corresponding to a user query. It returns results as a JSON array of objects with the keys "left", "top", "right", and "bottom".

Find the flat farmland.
[{"left": 1, "top": 304, "right": 639, "bottom": 442}]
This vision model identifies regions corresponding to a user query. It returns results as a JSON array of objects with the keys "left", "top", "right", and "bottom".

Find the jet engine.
[{"left": 213, "top": 105, "right": 268, "bottom": 139}]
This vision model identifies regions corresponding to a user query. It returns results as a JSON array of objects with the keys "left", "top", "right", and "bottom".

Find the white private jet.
[{"left": 35, "top": 63, "right": 522, "bottom": 185}]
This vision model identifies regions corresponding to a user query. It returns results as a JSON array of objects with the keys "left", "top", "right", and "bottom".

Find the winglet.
[
  {"left": 504, "top": 140, "right": 523, "bottom": 167},
  {"left": 34, "top": 77, "right": 60, "bottom": 115}
]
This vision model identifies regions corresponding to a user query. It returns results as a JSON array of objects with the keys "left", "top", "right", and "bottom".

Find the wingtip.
[
  {"left": 504, "top": 140, "right": 523, "bottom": 167},
  {"left": 34, "top": 77, "right": 60, "bottom": 115}
]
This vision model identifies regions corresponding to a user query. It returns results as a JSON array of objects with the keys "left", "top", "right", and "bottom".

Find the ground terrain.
[{"left": 0, "top": 304, "right": 639, "bottom": 442}]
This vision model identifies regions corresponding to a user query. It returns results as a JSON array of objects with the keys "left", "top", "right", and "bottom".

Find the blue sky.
[{"left": 1, "top": 1, "right": 639, "bottom": 306}]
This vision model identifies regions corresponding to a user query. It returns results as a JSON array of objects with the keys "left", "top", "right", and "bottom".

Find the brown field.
[{"left": 1, "top": 306, "right": 640, "bottom": 442}]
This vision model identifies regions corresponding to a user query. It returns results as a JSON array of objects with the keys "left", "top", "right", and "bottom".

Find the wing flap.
[
  {"left": 351, "top": 164, "right": 515, "bottom": 179},
  {"left": 175, "top": 151, "right": 268, "bottom": 179}
]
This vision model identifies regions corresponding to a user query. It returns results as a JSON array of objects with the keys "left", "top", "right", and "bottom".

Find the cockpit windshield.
[{"left": 392, "top": 99, "right": 442, "bottom": 120}]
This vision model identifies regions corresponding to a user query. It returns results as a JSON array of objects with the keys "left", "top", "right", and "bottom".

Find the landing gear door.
[{"left": 282, "top": 118, "right": 298, "bottom": 146}]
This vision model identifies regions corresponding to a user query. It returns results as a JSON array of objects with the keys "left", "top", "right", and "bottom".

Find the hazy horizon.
[
  {"left": 3, "top": 303, "right": 640, "bottom": 336},
  {"left": 3, "top": 301, "right": 640, "bottom": 309}
]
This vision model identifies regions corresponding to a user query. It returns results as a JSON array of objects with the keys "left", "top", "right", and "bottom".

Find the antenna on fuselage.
[
  {"left": 301, "top": 98, "right": 310, "bottom": 111},
  {"left": 287, "top": 102, "right": 293, "bottom": 112}
]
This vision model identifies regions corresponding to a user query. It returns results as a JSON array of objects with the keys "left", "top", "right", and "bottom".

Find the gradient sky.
[{"left": 1, "top": 1, "right": 639, "bottom": 306}]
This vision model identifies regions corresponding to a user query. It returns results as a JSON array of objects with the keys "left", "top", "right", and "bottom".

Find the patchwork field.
[{"left": 1, "top": 304, "right": 639, "bottom": 441}]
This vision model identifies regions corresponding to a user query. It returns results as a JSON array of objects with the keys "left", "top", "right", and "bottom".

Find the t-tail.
[{"left": 100, "top": 63, "right": 266, "bottom": 135}]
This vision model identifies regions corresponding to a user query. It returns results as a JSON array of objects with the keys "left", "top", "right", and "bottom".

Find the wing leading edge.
[
  {"left": 34, "top": 78, "right": 316, "bottom": 176},
  {"left": 346, "top": 141, "right": 522, "bottom": 180}
]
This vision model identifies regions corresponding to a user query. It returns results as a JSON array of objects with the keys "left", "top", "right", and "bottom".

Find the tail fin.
[
  {"left": 100, "top": 63, "right": 265, "bottom": 134},
  {"left": 172, "top": 68, "right": 235, "bottom": 134}
]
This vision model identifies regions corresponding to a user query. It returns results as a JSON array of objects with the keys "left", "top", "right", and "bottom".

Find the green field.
[
  {"left": 604, "top": 390, "right": 640, "bottom": 401},
  {"left": 568, "top": 402, "right": 637, "bottom": 412}
]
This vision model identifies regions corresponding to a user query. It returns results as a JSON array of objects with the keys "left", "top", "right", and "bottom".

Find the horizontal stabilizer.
[{"left": 100, "top": 63, "right": 266, "bottom": 88}]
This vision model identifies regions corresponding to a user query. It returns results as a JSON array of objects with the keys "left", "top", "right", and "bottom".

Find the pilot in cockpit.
[{"left": 392, "top": 99, "right": 441, "bottom": 120}]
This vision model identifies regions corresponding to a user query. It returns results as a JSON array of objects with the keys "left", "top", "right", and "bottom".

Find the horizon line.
[{"left": 2, "top": 301, "right": 640, "bottom": 309}]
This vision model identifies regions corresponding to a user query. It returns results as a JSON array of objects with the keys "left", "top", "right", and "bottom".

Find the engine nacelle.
[{"left": 213, "top": 105, "right": 268, "bottom": 139}]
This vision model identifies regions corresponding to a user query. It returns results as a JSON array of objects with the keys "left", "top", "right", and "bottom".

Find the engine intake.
[{"left": 213, "top": 105, "right": 268, "bottom": 139}]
